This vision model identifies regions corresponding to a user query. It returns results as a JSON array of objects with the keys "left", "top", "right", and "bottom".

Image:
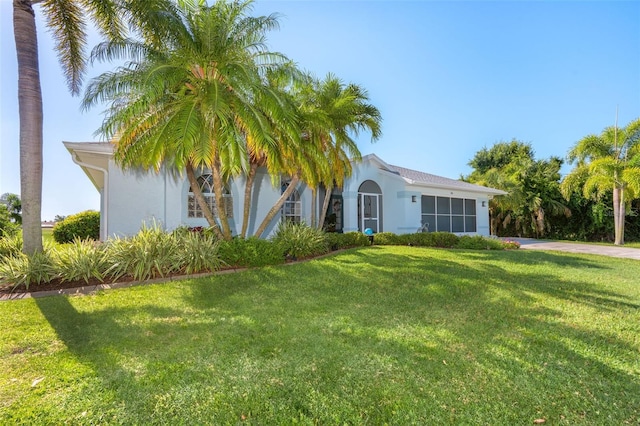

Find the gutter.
[{"left": 69, "top": 153, "right": 109, "bottom": 240}]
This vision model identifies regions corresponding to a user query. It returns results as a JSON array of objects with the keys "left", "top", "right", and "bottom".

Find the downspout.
[{"left": 70, "top": 153, "right": 109, "bottom": 240}]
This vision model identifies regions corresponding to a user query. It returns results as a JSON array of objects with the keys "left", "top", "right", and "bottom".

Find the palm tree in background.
[
  {"left": 561, "top": 117, "right": 640, "bottom": 245},
  {"left": 12, "top": 0, "right": 175, "bottom": 254},
  {"left": 84, "top": 0, "right": 290, "bottom": 240}
]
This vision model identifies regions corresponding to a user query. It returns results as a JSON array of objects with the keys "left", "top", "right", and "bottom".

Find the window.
[
  {"left": 282, "top": 181, "right": 301, "bottom": 223},
  {"left": 421, "top": 196, "right": 476, "bottom": 233},
  {"left": 187, "top": 174, "right": 233, "bottom": 218}
]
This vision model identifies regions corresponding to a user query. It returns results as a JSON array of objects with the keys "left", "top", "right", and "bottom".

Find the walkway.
[{"left": 509, "top": 238, "right": 640, "bottom": 260}]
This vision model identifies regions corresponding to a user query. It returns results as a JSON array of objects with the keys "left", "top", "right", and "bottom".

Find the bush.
[
  {"left": 174, "top": 231, "right": 222, "bottom": 274},
  {"left": 325, "top": 232, "right": 370, "bottom": 250},
  {"left": 0, "top": 250, "right": 57, "bottom": 291},
  {"left": 104, "top": 224, "right": 180, "bottom": 281},
  {"left": 370, "top": 232, "right": 401, "bottom": 245},
  {"left": 0, "top": 233, "right": 23, "bottom": 259},
  {"left": 271, "top": 221, "right": 329, "bottom": 260},
  {"left": 456, "top": 235, "right": 505, "bottom": 250},
  {"left": 53, "top": 210, "right": 100, "bottom": 244},
  {"left": 218, "top": 237, "right": 285, "bottom": 268},
  {"left": 54, "top": 238, "right": 107, "bottom": 284}
]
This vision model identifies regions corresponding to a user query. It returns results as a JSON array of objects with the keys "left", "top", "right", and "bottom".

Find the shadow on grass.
[{"left": 30, "top": 246, "right": 640, "bottom": 424}]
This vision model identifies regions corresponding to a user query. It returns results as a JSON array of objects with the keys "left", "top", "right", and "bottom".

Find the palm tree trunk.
[
  {"left": 254, "top": 174, "right": 300, "bottom": 238},
  {"left": 310, "top": 187, "right": 317, "bottom": 228},
  {"left": 318, "top": 184, "right": 333, "bottom": 230},
  {"left": 240, "top": 162, "right": 258, "bottom": 238},
  {"left": 613, "top": 185, "right": 625, "bottom": 245},
  {"left": 185, "top": 162, "right": 223, "bottom": 240},
  {"left": 14, "top": 0, "right": 44, "bottom": 254},
  {"left": 211, "top": 159, "right": 233, "bottom": 240}
]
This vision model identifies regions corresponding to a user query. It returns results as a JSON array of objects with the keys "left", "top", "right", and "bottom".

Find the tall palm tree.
[
  {"left": 250, "top": 73, "right": 382, "bottom": 238},
  {"left": 84, "top": 0, "right": 290, "bottom": 240},
  {"left": 306, "top": 74, "right": 382, "bottom": 230},
  {"left": 561, "top": 117, "right": 640, "bottom": 245},
  {"left": 12, "top": 0, "right": 174, "bottom": 254}
]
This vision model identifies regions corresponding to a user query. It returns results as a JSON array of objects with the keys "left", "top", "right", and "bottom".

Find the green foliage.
[
  {"left": 0, "top": 205, "right": 19, "bottom": 238},
  {"left": 325, "top": 232, "right": 370, "bottom": 250},
  {"left": 0, "top": 250, "right": 57, "bottom": 290},
  {"left": 0, "top": 193, "right": 22, "bottom": 227},
  {"left": 104, "top": 224, "right": 180, "bottom": 281},
  {"left": 370, "top": 232, "right": 401, "bottom": 245},
  {"left": 398, "top": 232, "right": 460, "bottom": 248},
  {"left": 271, "top": 221, "right": 329, "bottom": 259},
  {"left": 218, "top": 237, "right": 285, "bottom": 268},
  {"left": 174, "top": 231, "right": 222, "bottom": 275},
  {"left": 456, "top": 235, "right": 505, "bottom": 250},
  {"left": 53, "top": 210, "right": 100, "bottom": 244},
  {"left": 54, "top": 238, "right": 107, "bottom": 284},
  {"left": 465, "top": 140, "right": 570, "bottom": 238},
  {"left": 0, "top": 234, "right": 23, "bottom": 259}
]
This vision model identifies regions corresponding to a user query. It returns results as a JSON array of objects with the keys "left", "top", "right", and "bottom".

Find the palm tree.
[
  {"left": 561, "top": 117, "right": 640, "bottom": 245},
  {"left": 84, "top": 0, "right": 290, "bottom": 240},
  {"left": 12, "top": 0, "right": 174, "bottom": 254}
]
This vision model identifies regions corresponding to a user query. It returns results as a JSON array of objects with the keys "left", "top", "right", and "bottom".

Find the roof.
[{"left": 360, "top": 153, "right": 507, "bottom": 196}]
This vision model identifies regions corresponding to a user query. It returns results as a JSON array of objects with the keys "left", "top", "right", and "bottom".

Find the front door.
[{"left": 359, "top": 193, "right": 380, "bottom": 233}]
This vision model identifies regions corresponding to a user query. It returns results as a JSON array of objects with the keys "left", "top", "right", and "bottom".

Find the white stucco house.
[{"left": 64, "top": 141, "right": 506, "bottom": 240}]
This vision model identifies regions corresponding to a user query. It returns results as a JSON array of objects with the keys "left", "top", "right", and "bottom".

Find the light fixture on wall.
[
  {"left": 482, "top": 201, "right": 486, "bottom": 207},
  {"left": 411, "top": 195, "right": 417, "bottom": 203}
]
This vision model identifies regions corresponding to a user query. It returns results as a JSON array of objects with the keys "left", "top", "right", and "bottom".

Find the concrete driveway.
[{"left": 508, "top": 238, "right": 640, "bottom": 260}]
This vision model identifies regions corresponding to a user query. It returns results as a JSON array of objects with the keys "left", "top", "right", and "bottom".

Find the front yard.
[{"left": 1, "top": 246, "right": 638, "bottom": 424}]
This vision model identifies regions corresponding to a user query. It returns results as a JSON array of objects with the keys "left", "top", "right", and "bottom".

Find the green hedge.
[{"left": 53, "top": 210, "right": 100, "bottom": 244}]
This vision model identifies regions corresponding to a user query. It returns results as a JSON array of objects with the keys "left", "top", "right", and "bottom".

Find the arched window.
[
  {"left": 187, "top": 174, "right": 233, "bottom": 218},
  {"left": 281, "top": 180, "right": 301, "bottom": 223},
  {"left": 357, "top": 180, "right": 382, "bottom": 232}
]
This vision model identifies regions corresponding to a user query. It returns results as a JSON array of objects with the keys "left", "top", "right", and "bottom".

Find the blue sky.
[{"left": 1, "top": 0, "right": 639, "bottom": 220}]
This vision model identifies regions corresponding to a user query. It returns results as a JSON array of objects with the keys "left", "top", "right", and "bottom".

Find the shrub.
[
  {"left": 218, "top": 237, "right": 285, "bottom": 268},
  {"left": 0, "top": 250, "right": 57, "bottom": 291},
  {"left": 53, "top": 210, "right": 100, "bottom": 244},
  {"left": 501, "top": 239, "right": 521, "bottom": 250},
  {"left": 271, "top": 221, "right": 329, "bottom": 260},
  {"left": 456, "top": 235, "right": 505, "bottom": 250},
  {"left": 174, "top": 231, "right": 222, "bottom": 274},
  {"left": 370, "top": 232, "right": 400, "bottom": 245},
  {"left": 325, "top": 232, "right": 370, "bottom": 250},
  {"left": 104, "top": 224, "right": 180, "bottom": 281},
  {"left": 0, "top": 233, "right": 23, "bottom": 259},
  {"left": 54, "top": 238, "right": 108, "bottom": 284}
]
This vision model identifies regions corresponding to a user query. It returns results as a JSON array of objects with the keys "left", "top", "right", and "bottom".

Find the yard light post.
[{"left": 364, "top": 227, "right": 374, "bottom": 245}]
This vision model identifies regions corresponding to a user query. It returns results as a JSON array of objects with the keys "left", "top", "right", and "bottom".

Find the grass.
[{"left": 1, "top": 246, "right": 639, "bottom": 424}]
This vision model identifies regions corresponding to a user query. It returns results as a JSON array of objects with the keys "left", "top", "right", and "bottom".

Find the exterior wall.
[{"left": 103, "top": 156, "right": 493, "bottom": 239}]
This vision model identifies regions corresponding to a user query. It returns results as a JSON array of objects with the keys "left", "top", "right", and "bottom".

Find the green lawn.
[{"left": 1, "top": 246, "right": 638, "bottom": 424}]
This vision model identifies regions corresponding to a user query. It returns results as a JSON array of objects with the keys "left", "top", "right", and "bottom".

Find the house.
[{"left": 64, "top": 142, "right": 506, "bottom": 240}]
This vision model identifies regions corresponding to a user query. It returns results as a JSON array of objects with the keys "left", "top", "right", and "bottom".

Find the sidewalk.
[{"left": 508, "top": 238, "right": 640, "bottom": 260}]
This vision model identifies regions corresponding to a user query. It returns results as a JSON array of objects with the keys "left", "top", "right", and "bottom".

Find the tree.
[
  {"left": 0, "top": 193, "right": 22, "bottom": 225},
  {"left": 560, "top": 117, "right": 640, "bottom": 245},
  {"left": 12, "top": 0, "right": 174, "bottom": 254},
  {"left": 465, "top": 140, "right": 570, "bottom": 237},
  {"left": 84, "top": 0, "right": 290, "bottom": 241}
]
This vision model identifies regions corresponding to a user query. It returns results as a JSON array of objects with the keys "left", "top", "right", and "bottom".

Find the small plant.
[
  {"left": 104, "top": 224, "right": 180, "bottom": 281},
  {"left": 0, "top": 250, "right": 57, "bottom": 291},
  {"left": 175, "top": 231, "right": 223, "bottom": 274},
  {"left": 53, "top": 210, "right": 100, "bottom": 244},
  {"left": 0, "top": 233, "right": 23, "bottom": 259},
  {"left": 501, "top": 239, "right": 521, "bottom": 250},
  {"left": 54, "top": 238, "right": 107, "bottom": 284},
  {"left": 271, "top": 221, "right": 329, "bottom": 260}
]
